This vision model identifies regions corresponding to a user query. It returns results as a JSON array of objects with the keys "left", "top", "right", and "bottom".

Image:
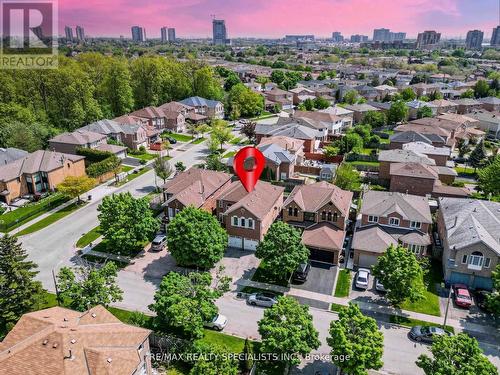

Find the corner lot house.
[
  {"left": 0, "top": 147, "right": 28, "bottom": 165},
  {"left": 0, "top": 150, "right": 86, "bottom": 204},
  {"left": 437, "top": 198, "right": 500, "bottom": 290},
  {"left": 0, "top": 305, "right": 152, "bottom": 375},
  {"left": 352, "top": 191, "right": 432, "bottom": 268},
  {"left": 179, "top": 96, "right": 224, "bottom": 119},
  {"left": 283, "top": 181, "right": 352, "bottom": 264},
  {"left": 217, "top": 180, "right": 284, "bottom": 250},
  {"left": 49, "top": 130, "right": 128, "bottom": 158}
]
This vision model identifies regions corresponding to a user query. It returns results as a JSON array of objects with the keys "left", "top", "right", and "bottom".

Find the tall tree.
[
  {"left": 149, "top": 270, "right": 229, "bottom": 339},
  {"left": 255, "top": 221, "right": 309, "bottom": 280},
  {"left": 103, "top": 58, "right": 134, "bottom": 116},
  {"left": 211, "top": 120, "right": 232, "bottom": 151},
  {"left": 227, "top": 83, "right": 264, "bottom": 118},
  {"left": 189, "top": 342, "right": 239, "bottom": 375},
  {"left": 56, "top": 262, "right": 123, "bottom": 311},
  {"left": 372, "top": 245, "right": 426, "bottom": 307},
  {"left": 327, "top": 303, "right": 384, "bottom": 375},
  {"left": 416, "top": 333, "right": 497, "bottom": 375},
  {"left": 417, "top": 106, "right": 433, "bottom": 119},
  {"left": 57, "top": 175, "right": 96, "bottom": 204},
  {"left": 477, "top": 155, "right": 500, "bottom": 196},
  {"left": 240, "top": 121, "right": 257, "bottom": 143},
  {"left": 363, "top": 111, "right": 387, "bottom": 127},
  {"left": 258, "top": 296, "right": 320, "bottom": 369},
  {"left": 98, "top": 193, "right": 159, "bottom": 255},
  {"left": 400, "top": 87, "right": 417, "bottom": 101},
  {"left": 0, "top": 235, "right": 44, "bottom": 328},
  {"left": 469, "top": 140, "right": 487, "bottom": 171},
  {"left": 474, "top": 80, "right": 490, "bottom": 98},
  {"left": 486, "top": 264, "right": 500, "bottom": 314},
  {"left": 153, "top": 156, "right": 173, "bottom": 185},
  {"left": 192, "top": 66, "right": 224, "bottom": 100},
  {"left": 167, "top": 206, "right": 227, "bottom": 269},
  {"left": 334, "top": 163, "right": 360, "bottom": 191},
  {"left": 388, "top": 101, "right": 409, "bottom": 124}
]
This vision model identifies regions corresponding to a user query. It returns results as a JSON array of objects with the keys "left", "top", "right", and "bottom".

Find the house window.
[
  {"left": 410, "top": 221, "right": 421, "bottom": 229},
  {"left": 468, "top": 251, "right": 484, "bottom": 270},
  {"left": 368, "top": 215, "right": 378, "bottom": 223},
  {"left": 288, "top": 207, "right": 293, "bottom": 216},
  {"left": 293, "top": 208, "right": 298, "bottom": 217},
  {"left": 232, "top": 216, "right": 238, "bottom": 226},
  {"left": 389, "top": 217, "right": 400, "bottom": 227},
  {"left": 333, "top": 213, "right": 338, "bottom": 221},
  {"left": 484, "top": 258, "right": 491, "bottom": 268},
  {"left": 462, "top": 254, "right": 468, "bottom": 264},
  {"left": 321, "top": 211, "right": 326, "bottom": 220},
  {"left": 240, "top": 217, "right": 246, "bottom": 227},
  {"left": 407, "top": 244, "right": 422, "bottom": 255},
  {"left": 327, "top": 212, "right": 332, "bottom": 221},
  {"left": 218, "top": 200, "right": 223, "bottom": 208},
  {"left": 248, "top": 218, "right": 254, "bottom": 229}
]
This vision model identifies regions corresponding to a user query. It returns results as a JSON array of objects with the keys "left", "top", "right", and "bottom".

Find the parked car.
[
  {"left": 375, "top": 278, "right": 386, "bottom": 292},
  {"left": 151, "top": 234, "right": 167, "bottom": 252},
  {"left": 453, "top": 284, "right": 473, "bottom": 308},
  {"left": 166, "top": 136, "right": 177, "bottom": 144},
  {"left": 292, "top": 262, "right": 311, "bottom": 283},
  {"left": 408, "top": 325, "right": 452, "bottom": 343},
  {"left": 247, "top": 292, "right": 278, "bottom": 308},
  {"left": 203, "top": 314, "right": 227, "bottom": 331},
  {"left": 355, "top": 268, "right": 370, "bottom": 289},
  {"left": 475, "top": 290, "right": 492, "bottom": 312}
]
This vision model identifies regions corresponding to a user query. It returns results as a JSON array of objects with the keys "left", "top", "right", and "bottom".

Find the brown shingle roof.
[
  {"left": 302, "top": 222, "right": 345, "bottom": 251},
  {"left": 390, "top": 162, "right": 438, "bottom": 180},
  {"left": 258, "top": 136, "right": 304, "bottom": 154},
  {"left": 0, "top": 306, "right": 150, "bottom": 375},
  {"left": 294, "top": 110, "right": 341, "bottom": 123},
  {"left": 50, "top": 130, "right": 106, "bottom": 146}
]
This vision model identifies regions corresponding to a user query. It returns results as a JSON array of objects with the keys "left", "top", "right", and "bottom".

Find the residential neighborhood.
[{"left": 1, "top": 3, "right": 500, "bottom": 375}]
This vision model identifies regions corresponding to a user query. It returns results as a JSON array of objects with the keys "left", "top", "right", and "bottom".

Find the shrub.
[
  {"left": 76, "top": 147, "right": 113, "bottom": 163},
  {"left": 86, "top": 155, "right": 121, "bottom": 178}
]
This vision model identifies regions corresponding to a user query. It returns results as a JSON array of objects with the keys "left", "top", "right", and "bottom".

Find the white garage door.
[
  {"left": 359, "top": 253, "right": 379, "bottom": 268},
  {"left": 243, "top": 238, "right": 258, "bottom": 251},
  {"left": 228, "top": 236, "right": 243, "bottom": 248}
]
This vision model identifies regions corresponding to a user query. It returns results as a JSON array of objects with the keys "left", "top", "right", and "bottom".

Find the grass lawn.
[
  {"left": 121, "top": 165, "right": 134, "bottom": 173},
  {"left": 230, "top": 137, "right": 242, "bottom": 145},
  {"left": 348, "top": 160, "right": 380, "bottom": 167},
  {"left": 223, "top": 151, "right": 237, "bottom": 158},
  {"left": 116, "top": 167, "right": 151, "bottom": 186},
  {"left": 330, "top": 302, "right": 347, "bottom": 312},
  {"left": 389, "top": 315, "right": 454, "bottom": 333},
  {"left": 192, "top": 137, "right": 206, "bottom": 144},
  {"left": 400, "top": 260, "right": 442, "bottom": 317},
  {"left": 455, "top": 166, "right": 477, "bottom": 177},
  {"left": 251, "top": 262, "right": 290, "bottom": 287},
  {"left": 0, "top": 194, "right": 69, "bottom": 232},
  {"left": 379, "top": 138, "right": 390, "bottom": 144},
  {"left": 334, "top": 269, "right": 351, "bottom": 297},
  {"left": 16, "top": 202, "right": 85, "bottom": 236},
  {"left": 359, "top": 148, "right": 376, "bottom": 155},
  {"left": 168, "top": 133, "right": 194, "bottom": 142},
  {"left": 129, "top": 152, "right": 157, "bottom": 162},
  {"left": 76, "top": 226, "right": 101, "bottom": 248}
]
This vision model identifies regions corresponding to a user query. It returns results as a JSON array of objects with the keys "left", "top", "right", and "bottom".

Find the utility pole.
[{"left": 52, "top": 269, "right": 60, "bottom": 306}]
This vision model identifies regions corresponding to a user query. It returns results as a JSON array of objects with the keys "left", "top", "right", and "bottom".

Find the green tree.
[
  {"left": 153, "top": 155, "right": 173, "bottom": 185},
  {"left": 223, "top": 72, "right": 242, "bottom": 91},
  {"left": 130, "top": 57, "right": 166, "bottom": 108},
  {"left": 240, "top": 121, "right": 257, "bottom": 143},
  {"left": 0, "top": 235, "right": 44, "bottom": 328},
  {"left": 416, "top": 333, "right": 497, "bottom": 375},
  {"left": 103, "top": 58, "right": 134, "bottom": 116},
  {"left": 149, "top": 270, "right": 229, "bottom": 339},
  {"left": 336, "top": 133, "right": 364, "bottom": 154},
  {"left": 343, "top": 90, "right": 359, "bottom": 104},
  {"left": 388, "top": 101, "right": 409, "bottom": 124},
  {"left": 97, "top": 193, "right": 159, "bottom": 255},
  {"left": 175, "top": 161, "right": 186, "bottom": 172},
  {"left": 57, "top": 175, "right": 96, "bottom": 203},
  {"left": 211, "top": 120, "right": 232, "bottom": 151},
  {"left": 227, "top": 83, "right": 264, "bottom": 118},
  {"left": 255, "top": 221, "right": 309, "bottom": 280},
  {"left": 193, "top": 66, "right": 224, "bottom": 100},
  {"left": 363, "top": 111, "right": 387, "bottom": 127},
  {"left": 167, "top": 206, "right": 228, "bottom": 269},
  {"left": 400, "top": 87, "right": 417, "bottom": 101},
  {"left": 334, "top": 163, "right": 360, "bottom": 190},
  {"left": 303, "top": 98, "right": 314, "bottom": 111},
  {"left": 417, "top": 106, "right": 433, "bottom": 119},
  {"left": 270, "top": 70, "right": 286, "bottom": 86},
  {"left": 457, "top": 138, "right": 470, "bottom": 158},
  {"left": 327, "top": 303, "right": 384, "bottom": 375},
  {"left": 258, "top": 296, "right": 320, "bottom": 368},
  {"left": 56, "top": 262, "right": 123, "bottom": 311},
  {"left": 189, "top": 342, "right": 239, "bottom": 375},
  {"left": 468, "top": 140, "right": 487, "bottom": 171},
  {"left": 313, "top": 96, "right": 330, "bottom": 109},
  {"left": 460, "top": 89, "right": 475, "bottom": 99},
  {"left": 478, "top": 155, "right": 500, "bottom": 196},
  {"left": 372, "top": 245, "right": 426, "bottom": 307},
  {"left": 486, "top": 265, "right": 500, "bottom": 314},
  {"left": 241, "top": 338, "right": 254, "bottom": 374},
  {"left": 474, "top": 80, "right": 490, "bottom": 98}
]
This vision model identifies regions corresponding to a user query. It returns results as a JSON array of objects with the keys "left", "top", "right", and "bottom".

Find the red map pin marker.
[{"left": 233, "top": 146, "right": 265, "bottom": 193}]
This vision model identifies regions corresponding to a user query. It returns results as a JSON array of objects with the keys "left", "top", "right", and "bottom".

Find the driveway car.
[
  {"left": 453, "top": 284, "right": 472, "bottom": 308},
  {"left": 151, "top": 234, "right": 167, "bottom": 252},
  {"left": 408, "top": 326, "right": 452, "bottom": 344},
  {"left": 247, "top": 293, "right": 278, "bottom": 308},
  {"left": 355, "top": 268, "right": 370, "bottom": 289},
  {"left": 375, "top": 278, "right": 386, "bottom": 292},
  {"left": 166, "top": 136, "right": 177, "bottom": 144},
  {"left": 292, "top": 262, "right": 311, "bottom": 283},
  {"left": 475, "top": 290, "right": 492, "bottom": 312},
  {"left": 204, "top": 314, "right": 227, "bottom": 331}
]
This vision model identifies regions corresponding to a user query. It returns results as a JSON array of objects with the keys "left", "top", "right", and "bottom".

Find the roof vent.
[
  {"left": 91, "top": 313, "right": 97, "bottom": 318},
  {"left": 70, "top": 339, "right": 76, "bottom": 344},
  {"left": 107, "top": 358, "right": 112, "bottom": 363},
  {"left": 42, "top": 340, "right": 48, "bottom": 346},
  {"left": 63, "top": 317, "right": 68, "bottom": 321},
  {"left": 53, "top": 343, "right": 58, "bottom": 349}
]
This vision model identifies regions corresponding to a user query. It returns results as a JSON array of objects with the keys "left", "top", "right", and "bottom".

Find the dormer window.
[
  {"left": 322, "top": 211, "right": 326, "bottom": 220},
  {"left": 288, "top": 207, "right": 293, "bottom": 216},
  {"left": 389, "top": 217, "right": 400, "bottom": 227},
  {"left": 410, "top": 221, "right": 421, "bottom": 229},
  {"left": 368, "top": 215, "right": 378, "bottom": 223}
]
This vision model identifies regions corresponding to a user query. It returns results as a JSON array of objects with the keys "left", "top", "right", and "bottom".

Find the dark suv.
[{"left": 292, "top": 262, "right": 311, "bottom": 282}]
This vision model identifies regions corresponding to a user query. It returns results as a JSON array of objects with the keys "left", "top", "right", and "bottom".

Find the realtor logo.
[{"left": 0, "top": 0, "right": 58, "bottom": 69}]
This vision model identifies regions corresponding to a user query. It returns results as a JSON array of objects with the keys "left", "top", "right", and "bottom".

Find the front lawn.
[
  {"left": 454, "top": 166, "right": 477, "bottom": 177},
  {"left": 400, "top": 260, "right": 442, "bottom": 316},
  {"left": 192, "top": 137, "right": 206, "bottom": 144},
  {"left": 330, "top": 302, "right": 347, "bottom": 312},
  {"left": 16, "top": 202, "right": 85, "bottom": 236},
  {"left": 121, "top": 165, "right": 134, "bottom": 173},
  {"left": 116, "top": 167, "right": 151, "bottom": 186},
  {"left": 334, "top": 269, "right": 351, "bottom": 297},
  {"left": 76, "top": 226, "right": 101, "bottom": 248},
  {"left": 129, "top": 152, "right": 157, "bottom": 162},
  {"left": 251, "top": 262, "right": 290, "bottom": 287},
  {"left": 348, "top": 160, "right": 380, "bottom": 167},
  {"left": 168, "top": 133, "right": 194, "bottom": 142},
  {"left": 222, "top": 151, "right": 237, "bottom": 158}
]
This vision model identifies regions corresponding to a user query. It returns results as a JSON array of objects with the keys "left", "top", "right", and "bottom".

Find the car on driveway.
[
  {"left": 165, "top": 136, "right": 177, "bottom": 144},
  {"left": 453, "top": 284, "right": 472, "bottom": 308},
  {"left": 474, "top": 290, "right": 492, "bottom": 312},
  {"left": 151, "top": 234, "right": 167, "bottom": 251},
  {"left": 292, "top": 262, "right": 311, "bottom": 283},
  {"left": 247, "top": 292, "right": 278, "bottom": 308},
  {"left": 375, "top": 278, "right": 386, "bottom": 292},
  {"left": 408, "top": 325, "right": 452, "bottom": 344},
  {"left": 204, "top": 314, "right": 227, "bottom": 331},
  {"left": 355, "top": 268, "right": 370, "bottom": 289}
]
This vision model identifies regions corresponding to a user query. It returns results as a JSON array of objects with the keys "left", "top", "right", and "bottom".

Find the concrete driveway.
[
  {"left": 291, "top": 262, "right": 338, "bottom": 296},
  {"left": 214, "top": 247, "right": 260, "bottom": 291},
  {"left": 122, "top": 157, "right": 143, "bottom": 167}
]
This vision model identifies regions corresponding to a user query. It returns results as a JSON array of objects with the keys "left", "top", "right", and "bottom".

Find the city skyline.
[{"left": 57, "top": 0, "right": 497, "bottom": 39}]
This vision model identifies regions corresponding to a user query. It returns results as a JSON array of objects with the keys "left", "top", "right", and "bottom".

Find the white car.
[
  {"left": 355, "top": 268, "right": 370, "bottom": 289},
  {"left": 375, "top": 278, "right": 386, "bottom": 292},
  {"left": 247, "top": 293, "right": 278, "bottom": 308},
  {"left": 204, "top": 314, "right": 227, "bottom": 331}
]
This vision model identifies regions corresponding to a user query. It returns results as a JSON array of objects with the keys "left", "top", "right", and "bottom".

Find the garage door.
[
  {"left": 358, "top": 253, "right": 379, "bottom": 268},
  {"left": 243, "top": 238, "right": 258, "bottom": 251},
  {"left": 309, "top": 248, "right": 335, "bottom": 264},
  {"left": 449, "top": 271, "right": 471, "bottom": 286},
  {"left": 228, "top": 236, "right": 242, "bottom": 248},
  {"left": 472, "top": 276, "right": 493, "bottom": 290}
]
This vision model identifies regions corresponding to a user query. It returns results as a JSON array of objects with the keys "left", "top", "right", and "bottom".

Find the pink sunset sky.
[{"left": 59, "top": 0, "right": 498, "bottom": 39}]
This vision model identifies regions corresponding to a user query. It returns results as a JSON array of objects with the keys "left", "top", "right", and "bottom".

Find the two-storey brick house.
[
  {"left": 282, "top": 181, "right": 353, "bottom": 264},
  {"left": 352, "top": 190, "right": 432, "bottom": 268}
]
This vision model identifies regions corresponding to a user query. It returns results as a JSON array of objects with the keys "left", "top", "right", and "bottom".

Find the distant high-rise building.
[
  {"left": 168, "top": 28, "right": 176, "bottom": 42},
  {"left": 416, "top": 30, "right": 441, "bottom": 49},
  {"left": 161, "top": 27, "right": 168, "bottom": 42},
  {"left": 331, "top": 32, "right": 344, "bottom": 42},
  {"left": 161, "top": 27, "right": 176, "bottom": 42},
  {"left": 392, "top": 32, "right": 406, "bottom": 41},
  {"left": 466, "top": 30, "right": 484, "bottom": 49},
  {"left": 285, "top": 35, "right": 315, "bottom": 43},
  {"left": 76, "top": 25, "right": 85, "bottom": 41},
  {"left": 350, "top": 34, "right": 368, "bottom": 43},
  {"left": 64, "top": 26, "right": 73, "bottom": 41},
  {"left": 491, "top": 26, "right": 500, "bottom": 46},
  {"left": 373, "top": 28, "right": 405, "bottom": 42},
  {"left": 213, "top": 19, "right": 229, "bottom": 45},
  {"left": 131, "top": 26, "right": 146, "bottom": 42}
]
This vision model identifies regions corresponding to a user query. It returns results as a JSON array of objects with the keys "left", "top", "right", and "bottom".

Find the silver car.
[
  {"left": 355, "top": 268, "right": 370, "bottom": 289},
  {"left": 204, "top": 314, "right": 228, "bottom": 331},
  {"left": 247, "top": 293, "right": 278, "bottom": 308},
  {"left": 151, "top": 235, "right": 167, "bottom": 251},
  {"left": 375, "top": 278, "right": 387, "bottom": 292}
]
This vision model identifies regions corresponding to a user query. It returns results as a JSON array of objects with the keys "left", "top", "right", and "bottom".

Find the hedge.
[
  {"left": 76, "top": 147, "right": 113, "bottom": 163},
  {"left": 86, "top": 155, "right": 121, "bottom": 178}
]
